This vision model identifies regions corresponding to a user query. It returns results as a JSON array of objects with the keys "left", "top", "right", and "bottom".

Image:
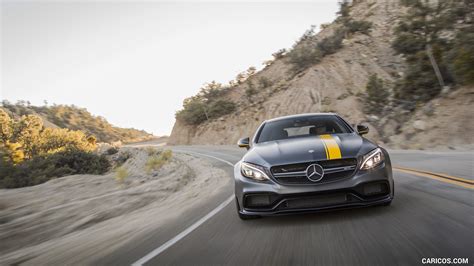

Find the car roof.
[{"left": 264, "top": 113, "right": 338, "bottom": 123}]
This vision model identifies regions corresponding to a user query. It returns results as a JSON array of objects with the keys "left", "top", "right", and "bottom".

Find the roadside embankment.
[{"left": 0, "top": 147, "right": 230, "bottom": 265}]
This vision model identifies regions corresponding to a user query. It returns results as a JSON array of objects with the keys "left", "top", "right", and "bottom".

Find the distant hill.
[{"left": 1, "top": 101, "right": 154, "bottom": 144}]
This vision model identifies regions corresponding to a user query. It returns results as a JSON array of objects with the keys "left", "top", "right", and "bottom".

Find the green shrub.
[
  {"left": 287, "top": 25, "right": 347, "bottom": 73},
  {"left": 392, "top": 18, "right": 427, "bottom": 54},
  {"left": 318, "top": 29, "right": 345, "bottom": 56},
  {"left": 336, "top": 1, "right": 372, "bottom": 34},
  {"left": 176, "top": 80, "right": 238, "bottom": 125},
  {"left": 287, "top": 42, "right": 322, "bottom": 73},
  {"left": 258, "top": 77, "right": 273, "bottom": 89},
  {"left": 446, "top": 25, "right": 474, "bottom": 85},
  {"left": 115, "top": 150, "right": 131, "bottom": 166},
  {"left": 208, "top": 100, "right": 236, "bottom": 119},
  {"left": 337, "top": 1, "right": 351, "bottom": 19},
  {"left": 106, "top": 147, "right": 119, "bottom": 155},
  {"left": 245, "top": 82, "right": 257, "bottom": 101},
  {"left": 394, "top": 51, "right": 445, "bottom": 102},
  {"left": 364, "top": 74, "right": 390, "bottom": 113},
  {"left": 392, "top": 32, "right": 426, "bottom": 55},
  {"left": 0, "top": 150, "right": 110, "bottom": 188},
  {"left": 175, "top": 98, "right": 208, "bottom": 125},
  {"left": 345, "top": 20, "right": 372, "bottom": 34},
  {"left": 198, "top": 81, "right": 224, "bottom": 99}
]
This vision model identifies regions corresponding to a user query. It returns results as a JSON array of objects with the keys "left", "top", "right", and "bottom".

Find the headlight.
[
  {"left": 241, "top": 162, "right": 270, "bottom": 181},
  {"left": 360, "top": 148, "right": 384, "bottom": 170}
]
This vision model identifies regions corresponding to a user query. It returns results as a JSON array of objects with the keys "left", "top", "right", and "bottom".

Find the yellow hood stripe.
[{"left": 320, "top": 134, "right": 342, "bottom": 160}]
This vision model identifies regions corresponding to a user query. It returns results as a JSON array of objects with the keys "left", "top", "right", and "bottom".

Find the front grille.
[{"left": 270, "top": 158, "right": 358, "bottom": 184}]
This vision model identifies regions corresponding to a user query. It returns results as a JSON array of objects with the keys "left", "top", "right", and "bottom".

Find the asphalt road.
[{"left": 101, "top": 145, "right": 473, "bottom": 266}]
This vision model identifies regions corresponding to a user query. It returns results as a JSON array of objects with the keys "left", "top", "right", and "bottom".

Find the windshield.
[{"left": 256, "top": 115, "right": 352, "bottom": 143}]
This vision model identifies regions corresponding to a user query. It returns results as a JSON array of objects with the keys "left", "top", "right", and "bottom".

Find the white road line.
[
  {"left": 172, "top": 149, "right": 236, "bottom": 167},
  {"left": 131, "top": 150, "right": 236, "bottom": 266}
]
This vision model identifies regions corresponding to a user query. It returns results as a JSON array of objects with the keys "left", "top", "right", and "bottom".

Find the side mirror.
[
  {"left": 357, "top": 124, "right": 369, "bottom": 135},
  {"left": 237, "top": 137, "right": 250, "bottom": 150}
]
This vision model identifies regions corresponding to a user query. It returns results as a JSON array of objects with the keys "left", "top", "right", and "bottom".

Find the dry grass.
[
  {"left": 145, "top": 150, "right": 172, "bottom": 174},
  {"left": 115, "top": 166, "right": 128, "bottom": 184},
  {"left": 145, "top": 146, "right": 158, "bottom": 156}
]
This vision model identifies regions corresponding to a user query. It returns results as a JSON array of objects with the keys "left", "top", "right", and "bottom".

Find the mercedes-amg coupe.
[{"left": 234, "top": 113, "right": 394, "bottom": 219}]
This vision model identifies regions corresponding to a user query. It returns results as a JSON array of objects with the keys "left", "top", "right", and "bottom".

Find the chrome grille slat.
[
  {"left": 273, "top": 171, "right": 306, "bottom": 177},
  {"left": 324, "top": 165, "right": 356, "bottom": 173},
  {"left": 270, "top": 158, "right": 358, "bottom": 184}
]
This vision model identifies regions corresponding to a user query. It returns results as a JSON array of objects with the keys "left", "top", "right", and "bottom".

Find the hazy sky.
[{"left": 1, "top": 1, "right": 339, "bottom": 136}]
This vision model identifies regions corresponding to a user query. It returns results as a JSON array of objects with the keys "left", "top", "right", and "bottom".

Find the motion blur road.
[{"left": 101, "top": 146, "right": 473, "bottom": 266}]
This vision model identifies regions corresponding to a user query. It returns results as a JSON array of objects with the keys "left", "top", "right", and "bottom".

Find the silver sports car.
[{"left": 234, "top": 113, "right": 394, "bottom": 219}]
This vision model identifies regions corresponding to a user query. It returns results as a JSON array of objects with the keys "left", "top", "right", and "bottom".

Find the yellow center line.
[{"left": 394, "top": 166, "right": 474, "bottom": 190}]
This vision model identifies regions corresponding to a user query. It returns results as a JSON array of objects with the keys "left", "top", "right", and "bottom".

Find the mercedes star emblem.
[{"left": 305, "top": 164, "right": 324, "bottom": 182}]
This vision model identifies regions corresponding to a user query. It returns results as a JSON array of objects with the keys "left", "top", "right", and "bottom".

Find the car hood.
[{"left": 243, "top": 133, "right": 377, "bottom": 167}]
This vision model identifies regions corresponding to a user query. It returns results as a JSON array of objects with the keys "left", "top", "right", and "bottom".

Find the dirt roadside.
[{"left": 0, "top": 147, "right": 230, "bottom": 265}]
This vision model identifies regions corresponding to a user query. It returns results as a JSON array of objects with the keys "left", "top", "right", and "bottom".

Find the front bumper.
[{"left": 234, "top": 162, "right": 394, "bottom": 216}]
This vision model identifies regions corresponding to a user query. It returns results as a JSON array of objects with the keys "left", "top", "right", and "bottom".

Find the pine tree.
[
  {"left": 392, "top": 0, "right": 471, "bottom": 103},
  {"left": 365, "top": 74, "right": 390, "bottom": 114}
]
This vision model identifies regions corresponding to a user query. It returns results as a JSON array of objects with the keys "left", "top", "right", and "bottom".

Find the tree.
[
  {"left": 447, "top": 24, "right": 474, "bottom": 85},
  {"left": 14, "top": 115, "right": 43, "bottom": 159},
  {"left": 175, "top": 96, "right": 208, "bottom": 125},
  {"left": 36, "top": 128, "right": 96, "bottom": 155},
  {"left": 287, "top": 42, "right": 322, "bottom": 73},
  {"left": 176, "top": 81, "right": 237, "bottom": 125},
  {"left": 0, "top": 109, "right": 13, "bottom": 145},
  {"left": 337, "top": 0, "right": 351, "bottom": 21},
  {"left": 365, "top": 74, "right": 390, "bottom": 114},
  {"left": 199, "top": 81, "right": 223, "bottom": 99},
  {"left": 391, "top": 0, "right": 465, "bottom": 103},
  {"left": 0, "top": 110, "right": 24, "bottom": 164},
  {"left": 299, "top": 25, "right": 317, "bottom": 42},
  {"left": 258, "top": 77, "right": 273, "bottom": 89},
  {"left": 3, "top": 142, "right": 24, "bottom": 165},
  {"left": 0, "top": 110, "right": 97, "bottom": 164}
]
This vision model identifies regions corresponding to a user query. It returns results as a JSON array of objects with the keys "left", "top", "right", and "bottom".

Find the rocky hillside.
[
  {"left": 0, "top": 102, "right": 154, "bottom": 144},
  {"left": 169, "top": 0, "right": 473, "bottom": 150}
]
